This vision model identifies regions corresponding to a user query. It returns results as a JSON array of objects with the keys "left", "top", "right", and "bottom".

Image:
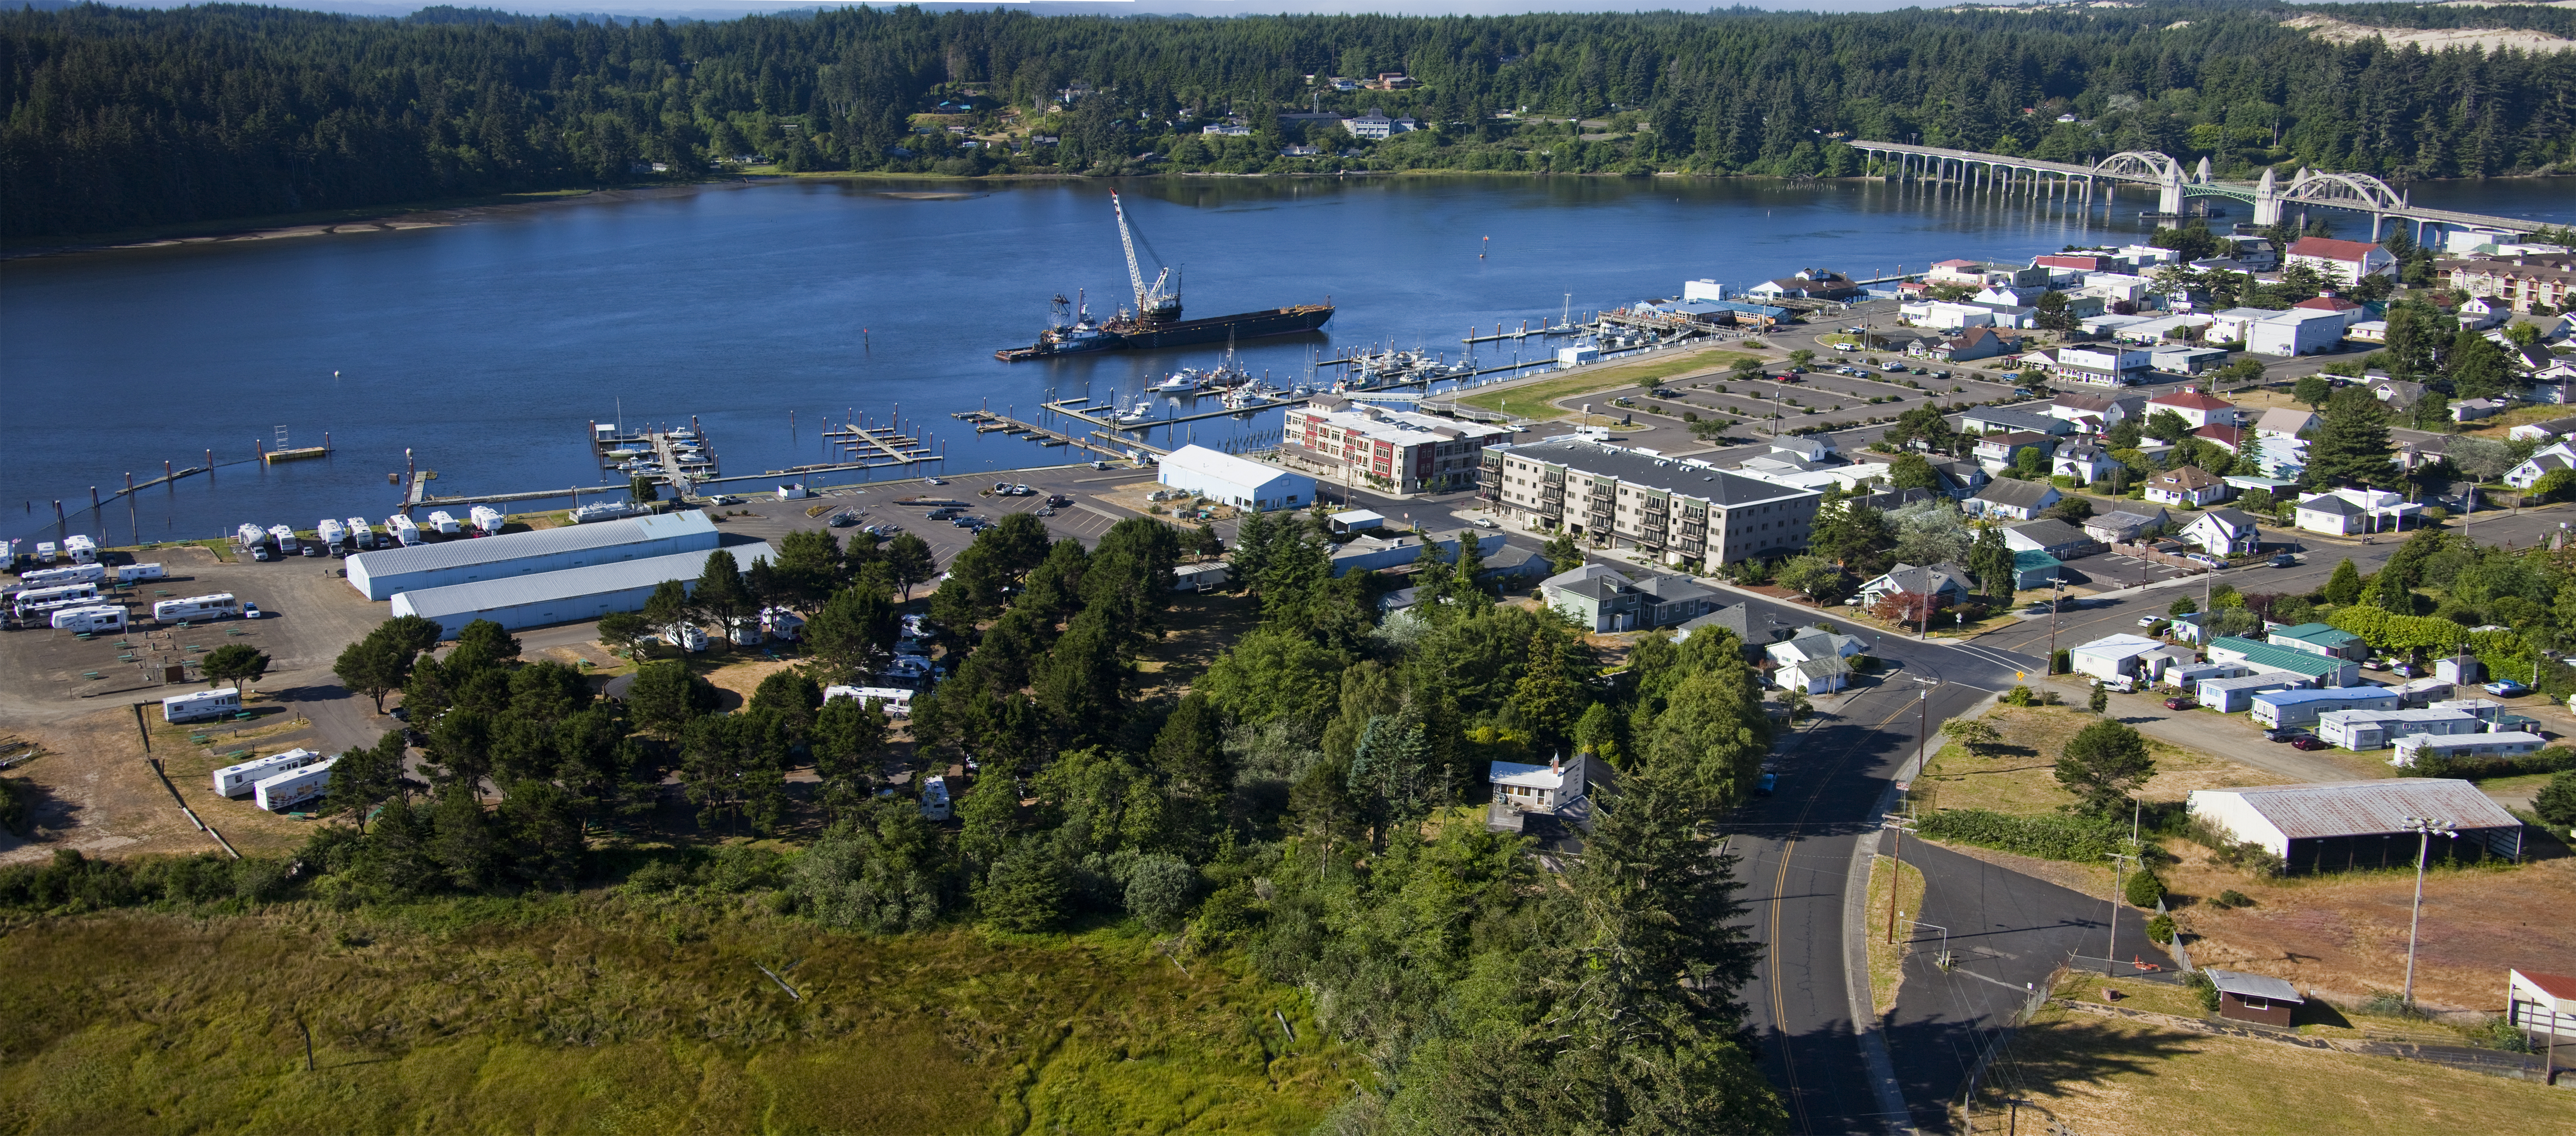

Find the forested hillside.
[{"left": 3, "top": 2, "right": 2572, "bottom": 237}]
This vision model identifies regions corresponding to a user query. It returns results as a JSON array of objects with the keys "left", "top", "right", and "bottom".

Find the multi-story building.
[
  {"left": 1480, "top": 436, "right": 1824, "bottom": 567},
  {"left": 1281, "top": 398, "right": 1513, "bottom": 493},
  {"left": 2440, "top": 252, "right": 2575, "bottom": 315},
  {"left": 2284, "top": 237, "right": 2396, "bottom": 286}
]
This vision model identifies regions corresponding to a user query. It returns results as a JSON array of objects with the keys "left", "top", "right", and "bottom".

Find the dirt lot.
[{"left": 1913, "top": 704, "right": 2297, "bottom": 818}]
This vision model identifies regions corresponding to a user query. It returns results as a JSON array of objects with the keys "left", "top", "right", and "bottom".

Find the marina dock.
[
  {"left": 591, "top": 418, "right": 719, "bottom": 490},
  {"left": 1044, "top": 395, "right": 1311, "bottom": 433},
  {"left": 950, "top": 409, "right": 1132, "bottom": 459}
]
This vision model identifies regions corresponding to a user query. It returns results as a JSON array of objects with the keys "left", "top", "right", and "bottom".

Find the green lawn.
[
  {"left": 1454, "top": 348, "right": 1764, "bottom": 418},
  {"left": 0, "top": 902, "right": 1352, "bottom": 1134}
]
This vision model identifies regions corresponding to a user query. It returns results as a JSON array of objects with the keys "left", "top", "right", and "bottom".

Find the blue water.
[{"left": 3, "top": 173, "right": 2566, "bottom": 549}]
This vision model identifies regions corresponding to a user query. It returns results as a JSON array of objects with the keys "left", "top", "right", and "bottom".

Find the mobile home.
[
  {"left": 469, "top": 505, "right": 506, "bottom": 536},
  {"left": 112, "top": 563, "right": 167, "bottom": 585},
  {"left": 213, "top": 747, "right": 318, "bottom": 796},
  {"left": 17, "top": 563, "right": 107, "bottom": 588},
  {"left": 61, "top": 535, "right": 97, "bottom": 564},
  {"left": 760, "top": 606, "right": 805, "bottom": 641},
  {"left": 49, "top": 605, "right": 128, "bottom": 634},
  {"left": 234, "top": 522, "right": 265, "bottom": 549},
  {"left": 164, "top": 687, "right": 243, "bottom": 724},
  {"left": 2250, "top": 687, "right": 2403, "bottom": 729},
  {"left": 823, "top": 684, "right": 913, "bottom": 717},
  {"left": 2390, "top": 731, "right": 2550, "bottom": 768},
  {"left": 664, "top": 623, "right": 708, "bottom": 652},
  {"left": 252, "top": 757, "right": 337, "bottom": 812},
  {"left": 152, "top": 592, "right": 240, "bottom": 622},
  {"left": 2315, "top": 709, "right": 2481, "bottom": 751},
  {"left": 387, "top": 514, "right": 421, "bottom": 546}
]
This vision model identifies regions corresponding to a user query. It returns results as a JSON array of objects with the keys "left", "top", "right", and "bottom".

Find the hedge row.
[
  {"left": 1916, "top": 808, "right": 2126, "bottom": 862},
  {"left": 2410, "top": 746, "right": 2576, "bottom": 781}
]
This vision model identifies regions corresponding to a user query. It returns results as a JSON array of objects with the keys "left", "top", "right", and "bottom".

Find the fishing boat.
[
  {"left": 605, "top": 447, "right": 649, "bottom": 459},
  {"left": 1114, "top": 398, "right": 1158, "bottom": 425}
]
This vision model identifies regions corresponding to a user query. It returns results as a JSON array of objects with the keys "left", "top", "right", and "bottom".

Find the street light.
[{"left": 2400, "top": 815, "right": 2457, "bottom": 1011}]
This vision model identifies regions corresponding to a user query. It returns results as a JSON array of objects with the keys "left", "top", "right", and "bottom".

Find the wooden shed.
[{"left": 2206, "top": 968, "right": 2303, "bottom": 1027}]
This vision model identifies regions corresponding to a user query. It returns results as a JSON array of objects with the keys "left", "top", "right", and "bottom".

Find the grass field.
[
  {"left": 1864, "top": 853, "right": 1925, "bottom": 1018},
  {"left": 1960, "top": 979, "right": 2576, "bottom": 1135},
  {"left": 0, "top": 900, "right": 1352, "bottom": 1134},
  {"left": 1452, "top": 348, "right": 1764, "bottom": 418},
  {"left": 1913, "top": 706, "right": 2292, "bottom": 818}
]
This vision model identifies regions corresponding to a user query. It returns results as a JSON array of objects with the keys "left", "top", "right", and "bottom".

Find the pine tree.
[
  {"left": 2306, "top": 388, "right": 2399, "bottom": 490},
  {"left": 2324, "top": 558, "right": 2363, "bottom": 605}
]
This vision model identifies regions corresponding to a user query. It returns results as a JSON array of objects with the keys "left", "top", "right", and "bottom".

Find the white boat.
[
  {"left": 605, "top": 447, "right": 648, "bottom": 459},
  {"left": 1114, "top": 398, "right": 1156, "bottom": 425},
  {"left": 1147, "top": 371, "right": 1200, "bottom": 394},
  {"left": 425, "top": 511, "right": 459, "bottom": 535},
  {"left": 568, "top": 500, "right": 644, "bottom": 523},
  {"left": 469, "top": 505, "right": 506, "bottom": 535}
]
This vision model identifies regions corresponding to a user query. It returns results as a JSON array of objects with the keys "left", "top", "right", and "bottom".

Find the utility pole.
[
  {"left": 2401, "top": 815, "right": 2456, "bottom": 1010},
  {"left": 2105, "top": 849, "right": 2139, "bottom": 972},
  {"left": 2047, "top": 576, "right": 2066, "bottom": 675},
  {"left": 1883, "top": 813, "right": 1918, "bottom": 944}
]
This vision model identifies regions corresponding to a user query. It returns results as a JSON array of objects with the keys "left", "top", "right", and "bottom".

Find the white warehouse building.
[
  {"left": 1156, "top": 445, "right": 1314, "bottom": 512},
  {"left": 346, "top": 510, "right": 718, "bottom": 601},
  {"left": 391, "top": 541, "right": 773, "bottom": 639}
]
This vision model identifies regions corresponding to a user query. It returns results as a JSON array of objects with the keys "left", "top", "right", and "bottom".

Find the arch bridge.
[{"left": 1847, "top": 140, "right": 2546, "bottom": 242}]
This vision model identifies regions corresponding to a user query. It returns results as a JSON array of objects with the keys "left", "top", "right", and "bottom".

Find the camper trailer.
[
  {"left": 568, "top": 500, "right": 644, "bottom": 524},
  {"left": 823, "top": 685, "right": 913, "bottom": 718},
  {"left": 919, "top": 775, "right": 953, "bottom": 821},
  {"left": 469, "top": 505, "right": 506, "bottom": 536},
  {"left": 165, "top": 687, "right": 244, "bottom": 724},
  {"left": 387, "top": 515, "right": 421, "bottom": 546},
  {"left": 425, "top": 511, "right": 460, "bottom": 535},
  {"left": 728, "top": 617, "right": 763, "bottom": 646},
  {"left": 252, "top": 757, "right": 337, "bottom": 812},
  {"left": 760, "top": 606, "right": 805, "bottom": 641},
  {"left": 48, "top": 605, "right": 128, "bottom": 634},
  {"left": 19, "top": 562, "right": 107, "bottom": 588},
  {"left": 61, "top": 535, "right": 97, "bottom": 564},
  {"left": 153, "top": 592, "right": 240, "bottom": 623},
  {"left": 113, "top": 563, "right": 167, "bottom": 585},
  {"left": 665, "top": 624, "right": 708, "bottom": 652},
  {"left": 268, "top": 525, "right": 300, "bottom": 555},
  {"left": 13, "top": 583, "right": 102, "bottom": 619},
  {"left": 212, "top": 747, "right": 318, "bottom": 796},
  {"left": 345, "top": 518, "right": 374, "bottom": 550},
  {"left": 31, "top": 542, "right": 56, "bottom": 565}
]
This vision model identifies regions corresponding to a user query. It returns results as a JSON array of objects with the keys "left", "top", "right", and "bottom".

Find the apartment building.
[
  {"left": 1480, "top": 436, "right": 1823, "bottom": 566},
  {"left": 1282, "top": 398, "right": 1515, "bottom": 493}
]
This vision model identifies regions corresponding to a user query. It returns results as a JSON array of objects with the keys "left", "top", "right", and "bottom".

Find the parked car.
[
  {"left": 2262, "top": 727, "right": 2308, "bottom": 743},
  {"left": 922, "top": 477, "right": 947, "bottom": 485},
  {"left": 1754, "top": 772, "right": 1777, "bottom": 795},
  {"left": 952, "top": 516, "right": 980, "bottom": 527},
  {"left": 2290, "top": 735, "right": 2331, "bottom": 751},
  {"left": 1034, "top": 507, "right": 1056, "bottom": 517},
  {"left": 2483, "top": 679, "right": 2531, "bottom": 698},
  {"left": 2138, "top": 616, "right": 2167, "bottom": 630},
  {"left": 2163, "top": 695, "right": 2197, "bottom": 711},
  {"left": 1473, "top": 516, "right": 1498, "bottom": 528},
  {"left": 2271, "top": 553, "right": 2298, "bottom": 568},
  {"left": 2185, "top": 553, "right": 2225, "bottom": 568},
  {"left": 708, "top": 495, "right": 744, "bottom": 505},
  {"left": 242, "top": 602, "right": 262, "bottom": 619},
  {"left": 828, "top": 512, "right": 858, "bottom": 527},
  {"left": 1045, "top": 494, "right": 1073, "bottom": 507},
  {"left": 2393, "top": 662, "right": 2423, "bottom": 678}
]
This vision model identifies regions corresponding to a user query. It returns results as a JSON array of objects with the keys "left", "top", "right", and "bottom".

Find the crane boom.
[{"left": 1108, "top": 190, "right": 1178, "bottom": 321}]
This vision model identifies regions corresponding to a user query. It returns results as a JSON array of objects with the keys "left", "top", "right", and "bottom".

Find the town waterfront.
[{"left": 3, "top": 174, "right": 2567, "bottom": 548}]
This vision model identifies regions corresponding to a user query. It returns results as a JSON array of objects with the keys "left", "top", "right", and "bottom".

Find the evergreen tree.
[
  {"left": 2056, "top": 719, "right": 2154, "bottom": 814},
  {"left": 2324, "top": 558, "right": 2363, "bottom": 605},
  {"left": 2306, "top": 388, "right": 2399, "bottom": 490},
  {"left": 1969, "top": 523, "right": 2015, "bottom": 603}
]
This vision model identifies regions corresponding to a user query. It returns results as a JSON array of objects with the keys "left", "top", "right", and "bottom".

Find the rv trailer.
[
  {"left": 252, "top": 757, "right": 337, "bottom": 812},
  {"left": 152, "top": 592, "right": 240, "bottom": 622},
  {"left": 48, "top": 605, "right": 128, "bottom": 634},
  {"left": 165, "top": 687, "right": 244, "bottom": 724},
  {"left": 213, "top": 747, "right": 318, "bottom": 796}
]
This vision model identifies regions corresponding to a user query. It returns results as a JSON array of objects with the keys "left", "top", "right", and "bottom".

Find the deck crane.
[{"left": 1109, "top": 190, "right": 1181, "bottom": 323}]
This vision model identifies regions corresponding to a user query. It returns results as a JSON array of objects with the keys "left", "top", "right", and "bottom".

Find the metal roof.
[
  {"left": 2251, "top": 686, "right": 2393, "bottom": 706},
  {"left": 391, "top": 541, "right": 773, "bottom": 620},
  {"left": 2202, "top": 778, "right": 2520, "bottom": 839},
  {"left": 2213, "top": 638, "right": 2344, "bottom": 677},
  {"left": 350, "top": 511, "right": 714, "bottom": 579},
  {"left": 1161, "top": 445, "right": 1310, "bottom": 490},
  {"left": 2205, "top": 968, "right": 2304, "bottom": 1003}
]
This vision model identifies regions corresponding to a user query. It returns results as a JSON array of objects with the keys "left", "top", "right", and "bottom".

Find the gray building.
[
  {"left": 346, "top": 510, "right": 718, "bottom": 601},
  {"left": 1674, "top": 602, "right": 1801, "bottom": 657},
  {"left": 1483, "top": 438, "right": 1822, "bottom": 567},
  {"left": 389, "top": 540, "right": 772, "bottom": 638},
  {"left": 1538, "top": 564, "right": 1722, "bottom": 632}
]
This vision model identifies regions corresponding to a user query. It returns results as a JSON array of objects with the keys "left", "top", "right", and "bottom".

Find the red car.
[
  {"left": 2163, "top": 696, "right": 2197, "bottom": 711},
  {"left": 2290, "top": 735, "right": 2331, "bottom": 751}
]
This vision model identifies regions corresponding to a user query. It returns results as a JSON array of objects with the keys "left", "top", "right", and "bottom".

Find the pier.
[
  {"left": 950, "top": 409, "right": 1131, "bottom": 459},
  {"left": 1045, "top": 395, "right": 1312, "bottom": 433}
]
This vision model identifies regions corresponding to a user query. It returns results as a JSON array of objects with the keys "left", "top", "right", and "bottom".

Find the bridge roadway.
[{"left": 1851, "top": 140, "right": 2547, "bottom": 237}]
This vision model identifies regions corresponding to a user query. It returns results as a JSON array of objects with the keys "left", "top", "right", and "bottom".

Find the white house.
[
  {"left": 2181, "top": 508, "right": 2263, "bottom": 556},
  {"left": 1156, "top": 445, "right": 1312, "bottom": 511},
  {"left": 2504, "top": 441, "right": 2576, "bottom": 489},
  {"left": 2054, "top": 344, "right": 2152, "bottom": 386},
  {"left": 2146, "top": 387, "right": 2241, "bottom": 429},
  {"left": 1765, "top": 627, "right": 1866, "bottom": 694},
  {"left": 2284, "top": 237, "right": 2398, "bottom": 286},
  {"left": 2254, "top": 407, "right": 2317, "bottom": 440},
  {"left": 2246, "top": 309, "right": 2352, "bottom": 357},
  {"left": 1960, "top": 407, "right": 2072, "bottom": 436},
  {"left": 2052, "top": 444, "right": 2120, "bottom": 484},
  {"left": 1965, "top": 479, "right": 2061, "bottom": 521},
  {"left": 2050, "top": 392, "right": 2146, "bottom": 435},
  {"left": 1340, "top": 108, "right": 1417, "bottom": 139},
  {"left": 2291, "top": 487, "right": 2417, "bottom": 535},
  {"left": 1856, "top": 562, "right": 1972, "bottom": 607},
  {"left": 2069, "top": 633, "right": 2166, "bottom": 687},
  {"left": 2143, "top": 464, "right": 2229, "bottom": 507}
]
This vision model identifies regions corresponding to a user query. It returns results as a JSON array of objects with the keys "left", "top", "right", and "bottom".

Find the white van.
[
  {"left": 113, "top": 563, "right": 166, "bottom": 585},
  {"left": 213, "top": 747, "right": 316, "bottom": 795},
  {"left": 153, "top": 592, "right": 240, "bottom": 622},
  {"left": 165, "top": 687, "right": 243, "bottom": 724},
  {"left": 49, "top": 605, "right": 128, "bottom": 634},
  {"left": 253, "top": 758, "right": 337, "bottom": 812}
]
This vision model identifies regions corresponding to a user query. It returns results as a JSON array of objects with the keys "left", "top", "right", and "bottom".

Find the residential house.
[
  {"left": 2285, "top": 237, "right": 2398, "bottom": 286},
  {"left": 1967, "top": 479, "right": 2061, "bottom": 521},
  {"left": 2194, "top": 424, "right": 2250, "bottom": 454},
  {"left": 1538, "top": 564, "right": 1723, "bottom": 632},
  {"left": 2054, "top": 343, "right": 2153, "bottom": 386},
  {"left": 1973, "top": 432, "right": 2057, "bottom": 472},
  {"left": 1488, "top": 752, "right": 1610, "bottom": 833},
  {"left": 2181, "top": 508, "right": 2263, "bottom": 556},
  {"left": 2504, "top": 440, "right": 2576, "bottom": 489},
  {"left": 1962, "top": 407, "right": 2073, "bottom": 436},
  {"left": 2455, "top": 296, "right": 2505, "bottom": 330},
  {"left": 2290, "top": 487, "right": 2417, "bottom": 536},
  {"left": 1857, "top": 562, "right": 1972, "bottom": 608},
  {"left": 2069, "top": 633, "right": 2167, "bottom": 687},
  {"left": 2003, "top": 518, "right": 2101, "bottom": 559},
  {"left": 1748, "top": 269, "right": 1862, "bottom": 301},
  {"left": 2508, "top": 417, "right": 2576, "bottom": 443},
  {"left": 1339, "top": 108, "right": 1417, "bottom": 139},
  {"left": 2372, "top": 379, "right": 2428, "bottom": 411},
  {"left": 2012, "top": 550, "right": 2066, "bottom": 589},
  {"left": 2083, "top": 507, "right": 2170, "bottom": 544},
  {"left": 1674, "top": 603, "right": 1800, "bottom": 657},
  {"left": 2052, "top": 444, "right": 2120, "bottom": 484},
  {"left": 2291, "top": 295, "right": 2367, "bottom": 329},
  {"left": 2269, "top": 622, "right": 2368, "bottom": 662},
  {"left": 1766, "top": 627, "right": 1867, "bottom": 694},
  {"left": 2453, "top": 397, "right": 2510, "bottom": 422},
  {"left": 1934, "top": 460, "right": 1991, "bottom": 500},
  {"left": 2394, "top": 431, "right": 2460, "bottom": 472},
  {"left": 2143, "top": 464, "right": 2230, "bottom": 506},
  {"left": 2050, "top": 392, "right": 2147, "bottom": 435},
  {"left": 2256, "top": 407, "right": 2319, "bottom": 440},
  {"left": 1932, "top": 326, "right": 2013, "bottom": 362},
  {"left": 2146, "top": 387, "right": 2242, "bottom": 429},
  {"left": 1973, "top": 284, "right": 2047, "bottom": 307}
]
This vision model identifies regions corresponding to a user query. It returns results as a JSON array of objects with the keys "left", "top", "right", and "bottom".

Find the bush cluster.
[{"left": 1914, "top": 808, "right": 2125, "bottom": 862}]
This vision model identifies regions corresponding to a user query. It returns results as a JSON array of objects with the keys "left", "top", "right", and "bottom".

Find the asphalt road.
[{"left": 1718, "top": 588, "right": 2037, "bottom": 1134}]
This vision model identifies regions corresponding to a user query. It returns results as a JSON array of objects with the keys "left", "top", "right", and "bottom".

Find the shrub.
[
  {"left": 2184, "top": 971, "right": 2220, "bottom": 1014},
  {"left": 2410, "top": 746, "right": 2576, "bottom": 781},
  {"left": 2124, "top": 867, "right": 2166, "bottom": 909},
  {"left": 2145, "top": 913, "right": 2176, "bottom": 945},
  {"left": 2216, "top": 888, "right": 2255, "bottom": 909},
  {"left": 1915, "top": 808, "right": 2125, "bottom": 862},
  {"left": 2001, "top": 686, "right": 2040, "bottom": 707},
  {"left": 1119, "top": 852, "right": 1200, "bottom": 930},
  {"left": 2051, "top": 648, "right": 2072, "bottom": 675}
]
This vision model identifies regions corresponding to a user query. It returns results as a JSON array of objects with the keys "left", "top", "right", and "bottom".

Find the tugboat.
[{"left": 996, "top": 192, "right": 1333, "bottom": 361}]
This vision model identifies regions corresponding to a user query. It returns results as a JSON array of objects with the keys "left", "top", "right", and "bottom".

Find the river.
[{"left": 2, "top": 174, "right": 2566, "bottom": 549}]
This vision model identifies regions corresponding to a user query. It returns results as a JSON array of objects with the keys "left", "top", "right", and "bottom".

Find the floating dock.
[
  {"left": 591, "top": 418, "right": 719, "bottom": 489},
  {"left": 950, "top": 409, "right": 1131, "bottom": 459}
]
